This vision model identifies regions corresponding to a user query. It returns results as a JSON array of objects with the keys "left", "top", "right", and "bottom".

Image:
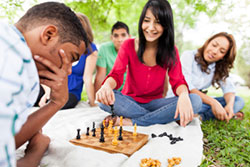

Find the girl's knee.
[{"left": 235, "top": 96, "right": 245, "bottom": 110}]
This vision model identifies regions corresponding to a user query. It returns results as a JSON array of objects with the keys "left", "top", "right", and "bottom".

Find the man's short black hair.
[
  {"left": 17, "top": 2, "right": 88, "bottom": 47},
  {"left": 111, "top": 21, "right": 130, "bottom": 34}
]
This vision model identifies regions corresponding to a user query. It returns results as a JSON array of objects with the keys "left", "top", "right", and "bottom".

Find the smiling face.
[
  {"left": 142, "top": 9, "right": 164, "bottom": 44},
  {"left": 111, "top": 28, "right": 130, "bottom": 52},
  {"left": 203, "top": 36, "right": 230, "bottom": 63}
]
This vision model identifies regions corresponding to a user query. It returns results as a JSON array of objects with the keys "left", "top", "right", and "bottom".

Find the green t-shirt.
[{"left": 96, "top": 41, "right": 126, "bottom": 91}]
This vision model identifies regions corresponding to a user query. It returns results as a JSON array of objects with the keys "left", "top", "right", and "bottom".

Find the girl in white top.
[{"left": 181, "top": 32, "right": 244, "bottom": 122}]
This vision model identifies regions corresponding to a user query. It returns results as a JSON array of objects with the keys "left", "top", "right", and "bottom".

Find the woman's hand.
[
  {"left": 96, "top": 83, "right": 115, "bottom": 106},
  {"left": 211, "top": 99, "right": 228, "bottom": 121},
  {"left": 224, "top": 105, "right": 234, "bottom": 122},
  {"left": 174, "top": 92, "right": 194, "bottom": 127}
]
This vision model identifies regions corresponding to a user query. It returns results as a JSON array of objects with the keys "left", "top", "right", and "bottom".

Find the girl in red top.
[{"left": 96, "top": 0, "right": 202, "bottom": 127}]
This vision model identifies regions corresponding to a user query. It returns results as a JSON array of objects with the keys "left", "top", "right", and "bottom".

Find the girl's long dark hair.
[
  {"left": 137, "top": 0, "right": 176, "bottom": 68},
  {"left": 195, "top": 32, "right": 236, "bottom": 88}
]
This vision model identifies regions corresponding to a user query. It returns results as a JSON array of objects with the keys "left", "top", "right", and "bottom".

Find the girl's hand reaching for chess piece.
[{"left": 96, "top": 77, "right": 116, "bottom": 106}]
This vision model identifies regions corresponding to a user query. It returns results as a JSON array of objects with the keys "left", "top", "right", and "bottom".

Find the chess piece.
[
  {"left": 108, "top": 120, "right": 113, "bottom": 133},
  {"left": 151, "top": 133, "right": 157, "bottom": 138},
  {"left": 119, "top": 116, "right": 123, "bottom": 126},
  {"left": 110, "top": 104, "right": 115, "bottom": 117},
  {"left": 92, "top": 122, "right": 95, "bottom": 132},
  {"left": 103, "top": 120, "right": 106, "bottom": 128},
  {"left": 92, "top": 128, "right": 96, "bottom": 137},
  {"left": 133, "top": 123, "right": 137, "bottom": 136},
  {"left": 118, "top": 126, "right": 123, "bottom": 140},
  {"left": 112, "top": 133, "right": 118, "bottom": 146},
  {"left": 86, "top": 127, "right": 90, "bottom": 136},
  {"left": 76, "top": 129, "right": 81, "bottom": 139},
  {"left": 114, "top": 126, "right": 118, "bottom": 136},
  {"left": 99, "top": 126, "right": 105, "bottom": 142}
]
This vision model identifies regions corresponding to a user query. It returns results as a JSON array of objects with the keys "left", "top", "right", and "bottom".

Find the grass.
[
  {"left": 81, "top": 87, "right": 250, "bottom": 166},
  {"left": 200, "top": 87, "right": 250, "bottom": 167}
]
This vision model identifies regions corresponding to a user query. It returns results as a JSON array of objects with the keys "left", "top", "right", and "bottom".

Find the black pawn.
[
  {"left": 76, "top": 129, "right": 81, "bottom": 140},
  {"left": 92, "top": 128, "right": 96, "bottom": 137},
  {"left": 86, "top": 127, "right": 89, "bottom": 136},
  {"left": 118, "top": 126, "right": 123, "bottom": 140}
]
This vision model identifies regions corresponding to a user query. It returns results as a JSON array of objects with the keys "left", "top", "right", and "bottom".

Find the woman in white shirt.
[{"left": 181, "top": 32, "right": 245, "bottom": 122}]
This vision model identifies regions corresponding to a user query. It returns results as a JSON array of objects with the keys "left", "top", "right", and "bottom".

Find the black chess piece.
[
  {"left": 101, "top": 124, "right": 104, "bottom": 133},
  {"left": 169, "top": 134, "right": 173, "bottom": 140},
  {"left": 86, "top": 127, "right": 89, "bottom": 136},
  {"left": 110, "top": 104, "right": 115, "bottom": 117},
  {"left": 92, "top": 128, "right": 96, "bottom": 137},
  {"left": 178, "top": 137, "right": 183, "bottom": 141},
  {"left": 118, "top": 126, "right": 123, "bottom": 140},
  {"left": 99, "top": 128, "right": 105, "bottom": 142},
  {"left": 170, "top": 140, "right": 176, "bottom": 145},
  {"left": 158, "top": 133, "right": 164, "bottom": 137},
  {"left": 76, "top": 129, "right": 81, "bottom": 140},
  {"left": 151, "top": 133, "right": 157, "bottom": 138},
  {"left": 92, "top": 122, "right": 95, "bottom": 131},
  {"left": 162, "top": 132, "right": 168, "bottom": 137}
]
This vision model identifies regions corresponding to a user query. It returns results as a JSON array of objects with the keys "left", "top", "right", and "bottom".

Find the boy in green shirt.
[{"left": 94, "top": 21, "right": 130, "bottom": 92}]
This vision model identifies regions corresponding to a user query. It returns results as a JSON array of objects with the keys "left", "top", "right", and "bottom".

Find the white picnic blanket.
[{"left": 16, "top": 102, "right": 204, "bottom": 167}]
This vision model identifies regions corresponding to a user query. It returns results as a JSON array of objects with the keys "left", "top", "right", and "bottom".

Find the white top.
[
  {"left": 167, "top": 50, "right": 235, "bottom": 97},
  {"left": 0, "top": 21, "right": 39, "bottom": 167},
  {"left": 181, "top": 50, "right": 235, "bottom": 94}
]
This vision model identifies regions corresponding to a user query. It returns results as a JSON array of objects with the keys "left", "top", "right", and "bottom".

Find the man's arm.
[
  {"left": 15, "top": 50, "right": 70, "bottom": 148},
  {"left": 94, "top": 66, "right": 107, "bottom": 93}
]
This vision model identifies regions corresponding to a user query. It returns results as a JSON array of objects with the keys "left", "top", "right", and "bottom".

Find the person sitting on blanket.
[
  {"left": 0, "top": 2, "right": 87, "bottom": 167},
  {"left": 96, "top": 0, "right": 202, "bottom": 127},
  {"left": 176, "top": 32, "right": 245, "bottom": 122},
  {"left": 94, "top": 21, "right": 130, "bottom": 93},
  {"left": 36, "top": 12, "right": 98, "bottom": 108}
]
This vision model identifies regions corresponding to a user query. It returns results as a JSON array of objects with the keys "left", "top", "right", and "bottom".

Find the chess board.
[{"left": 70, "top": 127, "right": 148, "bottom": 157}]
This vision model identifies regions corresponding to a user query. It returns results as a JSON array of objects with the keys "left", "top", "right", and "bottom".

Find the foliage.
[
  {"left": 66, "top": 0, "right": 222, "bottom": 46},
  {"left": 65, "top": 0, "right": 145, "bottom": 43},
  {"left": 169, "top": 0, "right": 222, "bottom": 51},
  {"left": 237, "top": 44, "right": 250, "bottom": 88},
  {"left": 200, "top": 89, "right": 250, "bottom": 166},
  {"left": 0, "top": 0, "right": 24, "bottom": 23}
]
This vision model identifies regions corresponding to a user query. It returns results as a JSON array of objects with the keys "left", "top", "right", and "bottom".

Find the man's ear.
[{"left": 40, "top": 25, "right": 58, "bottom": 45}]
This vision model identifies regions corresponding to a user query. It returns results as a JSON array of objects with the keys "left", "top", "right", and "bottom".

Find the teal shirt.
[{"left": 96, "top": 41, "right": 126, "bottom": 91}]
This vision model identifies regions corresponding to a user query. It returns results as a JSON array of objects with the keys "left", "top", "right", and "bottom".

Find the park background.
[{"left": 1, "top": 0, "right": 250, "bottom": 166}]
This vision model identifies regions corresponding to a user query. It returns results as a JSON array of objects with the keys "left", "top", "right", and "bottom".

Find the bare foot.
[
  {"left": 114, "top": 117, "right": 133, "bottom": 126},
  {"left": 234, "top": 111, "right": 244, "bottom": 120},
  {"left": 17, "top": 131, "right": 50, "bottom": 167}
]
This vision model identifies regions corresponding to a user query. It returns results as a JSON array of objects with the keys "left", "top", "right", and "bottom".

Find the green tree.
[
  {"left": 170, "top": 0, "right": 222, "bottom": 52},
  {"left": 66, "top": 0, "right": 222, "bottom": 45},
  {"left": 0, "top": 0, "right": 25, "bottom": 23}
]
